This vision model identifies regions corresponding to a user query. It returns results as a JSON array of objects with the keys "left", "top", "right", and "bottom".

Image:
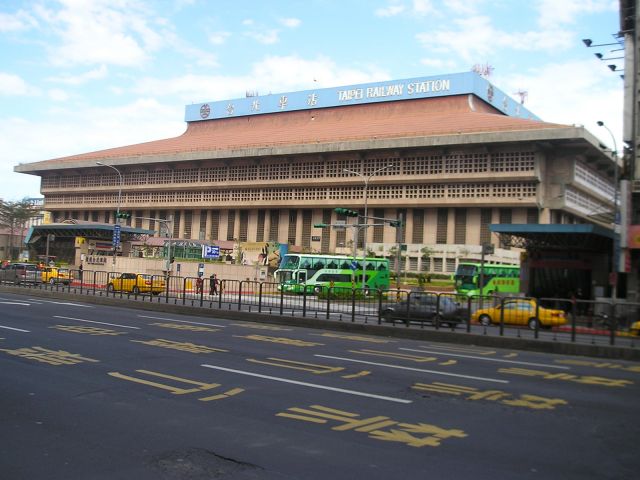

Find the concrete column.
[
  {"left": 192, "top": 211, "right": 202, "bottom": 240},
  {"left": 295, "top": 209, "right": 304, "bottom": 247},
  {"left": 404, "top": 208, "right": 414, "bottom": 246},
  {"left": 232, "top": 209, "right": 241, "bottom": 240},
  {"left": 205, "top": 210, "right": 212, "bottom": 240},
  {"left": 219, "top": 210, "right": 229, "bottom": 242},
  {"left": 264, "top": 209, "right": 272, "bottom": 242}
]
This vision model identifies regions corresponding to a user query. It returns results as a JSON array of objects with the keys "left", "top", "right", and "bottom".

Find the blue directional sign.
[
  {"left": 112, "top": 224, "right": 121, "bottom": 247},
  {"left": 350, "top": 260, "right": 359, "bottom": 270},
  {"left": 202, "top": 245, "right": 220, "bottom": 259}
]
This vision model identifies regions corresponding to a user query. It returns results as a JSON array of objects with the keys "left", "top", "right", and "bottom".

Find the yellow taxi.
[
  {"left": 41, "top": 267, "right": 72, "bottom": 285},
  {"left": 472, "top": 299, "right": 567, "bottom": 330},
  {"left": 107, "top": 273, "right": 165, "bottom": 295}
]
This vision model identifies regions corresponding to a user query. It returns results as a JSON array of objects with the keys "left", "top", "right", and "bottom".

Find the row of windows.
[
  {"left": 44, "top": 182, "right": 538, "bottom": 206},
  {"left": 41, "top": 150, "right": 536, "bottom": 189}
]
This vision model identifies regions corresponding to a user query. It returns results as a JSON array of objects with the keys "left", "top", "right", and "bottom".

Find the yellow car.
[
  {"left": 41, "top": 267, "right": 72, "bottom": 285},
  {"left": 630, "top": 321, "right": 640, "bottom": 336},
  {"left": 472, "top": 299, "right": 567, "bottom": 330},
  {"left": 107, "top": 273, "right": 166, "bottom": 295}
]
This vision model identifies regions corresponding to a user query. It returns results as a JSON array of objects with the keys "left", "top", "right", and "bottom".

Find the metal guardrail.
[{"left": 1, "top": 268, "right": 638, "bottom": 348}]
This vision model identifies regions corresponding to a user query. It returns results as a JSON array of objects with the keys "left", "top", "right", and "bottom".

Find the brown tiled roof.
[{"left": 35, "top": 95, "right": 567, "bottom": 165}]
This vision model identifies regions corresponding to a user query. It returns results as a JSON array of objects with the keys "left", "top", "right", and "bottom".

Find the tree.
[{"left": 0, "top": 199, "right": 39, "bottom": 260}]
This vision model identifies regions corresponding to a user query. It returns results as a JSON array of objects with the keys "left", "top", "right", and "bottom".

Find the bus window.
[{"left": 297, "top": 271, "right": 307, "bottom": 283}]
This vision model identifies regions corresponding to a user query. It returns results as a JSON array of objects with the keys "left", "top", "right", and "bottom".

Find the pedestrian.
[
  {"left": 196, "top": 276, "right": 203, "bottom": 295},
  {"left": 78, "top": 263, "right": 83, "bottom": 282},
  {"left": 209, "top": 273, "right": 218, "bottom": 295}
]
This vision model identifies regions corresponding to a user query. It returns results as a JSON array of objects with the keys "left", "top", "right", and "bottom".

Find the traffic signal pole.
[{"left": 315, "top": 208, "right": 403, "bottom": 290}]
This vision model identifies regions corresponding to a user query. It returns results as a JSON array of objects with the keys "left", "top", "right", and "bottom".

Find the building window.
[
  {"left": 527, "top": 208, "right": 539, "bottom": 224},
  {"left": 210, "top": 210, "right": 220, "bottom": 240},
  {"left": 373, "top": 208, "right": 385, "bottom": 243},
  {"left": 436, "top": 208, "right": 448, "bottom": 244},
  {"left": 480, "top": 208, "right": 492, "bottom": 245},
  {"left": 256, "top": 210, "right": 265, "bottom": 242},
  {"left": 183, "top": 210, "right": 192, "bottom": 239},
  {"left": 173, "top": 211, "right": 181, "bottom": 238},
  {"left": 302, "top": 209, "right": 312, "bottom": 249},
  {"left": 412, "top": 209, "right": 424, "bottom": 244},
  {"left": 321, "top": 209, "right": 332, "bottom": 252},
  {"left": 239, "top": 210, "right": 249, "bottom": 242},
  {"left": 269, "top": 210, "right": 280, "bottom": 241},
  {"left": 499, "top": 208, "right": 512, "bottom": 249},
  {"left": 288, "top": 210, "right": 298, "bottom": 245},
  {"left": 227, "top": 210, "right": 236, "bottom": 241},
  {"left": 454, "top": 208, "right": 466, "bottom": 244}
]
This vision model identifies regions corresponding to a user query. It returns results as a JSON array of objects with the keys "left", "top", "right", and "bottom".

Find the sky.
[{"left": 0, "top": 0, "right": 624, "bottom": 201}]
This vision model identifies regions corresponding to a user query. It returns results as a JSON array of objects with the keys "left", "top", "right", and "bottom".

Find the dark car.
[{"left": 380, "top": 293, "right": 468, "bottom": 328}]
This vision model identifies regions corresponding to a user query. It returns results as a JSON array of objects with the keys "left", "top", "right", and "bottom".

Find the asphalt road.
[{"left": 0, "top": 291, "right": 638, "bottom": 480}]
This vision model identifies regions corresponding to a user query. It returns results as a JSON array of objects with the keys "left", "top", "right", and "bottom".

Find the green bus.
[
  {"left": 274, "top": 253, "right": 390, "bottom": 294},
  {"left": 453, "top": 262, "right": 520, "bottom": 297}
]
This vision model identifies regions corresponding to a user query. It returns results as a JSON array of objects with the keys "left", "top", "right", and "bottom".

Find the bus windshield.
[{"left": 279, "top": 255, "right": 300, "bottom": 269}]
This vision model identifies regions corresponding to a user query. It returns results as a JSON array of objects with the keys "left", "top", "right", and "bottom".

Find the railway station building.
[{"left": 15, "top": 72, "right": 620, "bottom": 298}]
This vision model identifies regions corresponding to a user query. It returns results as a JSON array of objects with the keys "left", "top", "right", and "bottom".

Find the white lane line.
[
  {"left": 0, "top": 301, "right": 31, "bottom": 306},
  {"left": 315, "top": 355, "right": 509, "bottom": 384},
  {"left": 201, "top": 364, "right": 412, "bottom": 404},
  {"left": 29, "top": 299, "right": 93, "bottom": 308},
  {"left": 0, "top": 324, "right": 30, "bottom": 332},
  {"left": 138, "top": 315, "right": 226, "bottom": 328},
  {"left": 399, "top": 347, "right": 571, "bottom": 369},
  {"left": 53, "top": 315, "right": 140, "bottom": 330}
]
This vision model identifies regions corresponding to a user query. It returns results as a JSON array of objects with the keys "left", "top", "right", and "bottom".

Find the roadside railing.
[{"left": 1, "top": 270, "right": 638, "bottom": 348}]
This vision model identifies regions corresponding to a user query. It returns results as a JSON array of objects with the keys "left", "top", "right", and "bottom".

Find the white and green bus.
[
  {"left": 454, "top": 262, "right": 520, "bottom": 297},
  {"left": 275, "top": 253, "right": 390, "bottom": 294}
]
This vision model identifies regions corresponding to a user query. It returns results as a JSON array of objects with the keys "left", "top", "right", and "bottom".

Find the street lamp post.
[
  {"left": 96, "top": 162, "right": 124, "bottom": 266},
  {"left": 596, "top": 121, "right": 619, "bottom": 300},
  {"left": 343, "top": 164, "right": 395, "bottom": 288}
]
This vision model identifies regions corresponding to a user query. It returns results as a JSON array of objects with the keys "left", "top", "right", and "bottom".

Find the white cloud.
[
  {"left": 279, "top": 17, "right": 301, "bottom": 28},
  {"left": 48, "top": 88, "right": 70, "bottom": 102},
  {"left": 245, "top": 29, "right": 280, "bottom": 45},
  {"left": 375, "top": 4, "right": 405, "bottom": 17},
  {"left": 419, "top": 15, "right": 573, "bottom": 62},
  {"left": 420, "top": 57, "right": 458, "bottom": 70},
  {"left": 0, "top": 72, "right": 38, "bottom": 95},
  {"left": 0, "top": 10, "right": 38, "bottom": 32},
  {"left": 412, "top": 0, "right": 435, "bottom": 15},
  {"left": 442, "top": 0, "right": 484, "bottom": 15},
  {"left": 209, "top": 31, "right": 231, "bottom": 45},
  {"left": 33, "top": 0, "right": 167, "bottom": 67},
  {"left": 499, "top": 59, "right": 623, "bottom": 146},
  {"left": 130, "top": 55, "right": 389, "bottom": 104},
  {"left": 536, "top": 0, "right": 615, "bottom": 28},
  {"left": 47, "top": 65, "right": 109, "bottom": 86}
]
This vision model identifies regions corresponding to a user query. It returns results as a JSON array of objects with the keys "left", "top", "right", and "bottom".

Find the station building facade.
[{"left": 15, "top": 72, "right": 617, "bottom": 280}]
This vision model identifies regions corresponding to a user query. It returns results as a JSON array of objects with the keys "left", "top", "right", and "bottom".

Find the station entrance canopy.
[
  {"left": 489, "top": 224, "right": 614, "bottom": 252},
  {"left": 25, "top": 221, "right": 154, "bottom": 244}
]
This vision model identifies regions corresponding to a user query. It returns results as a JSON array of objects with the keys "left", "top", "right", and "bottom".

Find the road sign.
[
  {"left": 350, "top": 261, "right": 359, "bottom": 270},
  {"left": 202, "top": 245, "right": 220, "bottom": 259},
  {"left": 112, "top": 224, "right": 121, "bottom": 247}
]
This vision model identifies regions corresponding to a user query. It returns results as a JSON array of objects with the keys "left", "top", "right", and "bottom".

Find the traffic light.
[
  {"left": 116, "top": 211, "right": 131, "bottom": 219},
  {"left": 334, "top": 207, "right": 359, "bottom": 217},
  {"left": 389, "top": 219, "right": 403, "bottom": 227},
  {"left": 313, "top": 223, "right": 328, "bottom": 228}
]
